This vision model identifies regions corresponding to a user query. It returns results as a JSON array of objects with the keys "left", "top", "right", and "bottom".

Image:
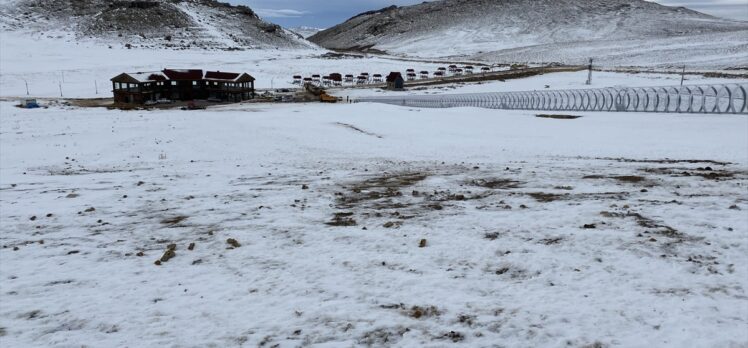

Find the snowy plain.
[
  {"left": 1, "top": 98, "right": 748, "bottom": 347},
  {"left": 1, "top": 30, "right": 748, "bottom": 347}
]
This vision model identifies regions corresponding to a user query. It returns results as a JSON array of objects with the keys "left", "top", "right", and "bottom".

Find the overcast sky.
[{"left": 231, "top": 0, "right": 748, "bottom": 27}]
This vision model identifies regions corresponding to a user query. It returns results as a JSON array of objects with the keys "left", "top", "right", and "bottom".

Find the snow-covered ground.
[
  {"left": 1, "top": 95, "right": 747, "bottom": 346},
  {"left": 340, "top": 70, "right": 748, "bottom": 100}
]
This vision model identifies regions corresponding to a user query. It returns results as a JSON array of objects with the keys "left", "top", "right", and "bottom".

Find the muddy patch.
[
  {"left": 600, "top": 210, "right": 700, "bottom": 245},
  {"left": 527, "top": 191, "right": 629, "bottom": 203},
  {"left": 641, "top": 167, "right": 741, "bottom": 181},
  {"left": 160, "top": 215, "right": 188, "bottom": 226},
  {"left": 337, "top": 172, "right": 428, "bottom": 209},
  {"left": 596, "top": 157, "right": 731, "bottom": 166},
  {"left": 583, "top": 175, "right": 650, "bottom": 184},
  {"left": 326, "top": 212, "right": 357, "bottom": 226},
  {"left": 468, "top": 178, "right": 523, "bottom": 189}
]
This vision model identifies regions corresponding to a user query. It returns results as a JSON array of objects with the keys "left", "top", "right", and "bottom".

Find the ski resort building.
[{"left": 111, "top": 69, "right": 255, "bottom": 105}]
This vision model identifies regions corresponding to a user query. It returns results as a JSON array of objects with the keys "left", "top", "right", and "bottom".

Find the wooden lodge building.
[{"left": 111, "top": 69, "right": 255, "bottom": 104}]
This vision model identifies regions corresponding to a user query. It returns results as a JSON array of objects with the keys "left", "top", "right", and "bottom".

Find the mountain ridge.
[
  {"left": 309, "top": 0, "right": 748, "bottom": 67},
  {"left": 0, "top": 0, "right": 315, "bottom": 50}
]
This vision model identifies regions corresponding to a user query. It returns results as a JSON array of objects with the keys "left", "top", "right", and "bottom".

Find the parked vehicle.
[
  {"left": 320, "top": 93, "right": 339, "bottom": 103},
  {"left": 20, "top": 99, "right": 39, "bottom": 108}
]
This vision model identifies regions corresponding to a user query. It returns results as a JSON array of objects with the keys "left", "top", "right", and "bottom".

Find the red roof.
[
  {"left": 205, "top": 71, "right": 240, "bottom": 81},
  {"left": 163, "top": 69, "right": 204, "bottom": 80}
]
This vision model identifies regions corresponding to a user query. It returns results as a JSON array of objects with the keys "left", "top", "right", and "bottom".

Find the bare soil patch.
[{"left": 468, "top": 178, "right": 522, "bottom": 189}]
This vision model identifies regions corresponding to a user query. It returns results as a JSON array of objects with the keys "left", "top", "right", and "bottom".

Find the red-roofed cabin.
[
  {"left": 161, "top": 69, "right": 206, "bottom": 101},
  {"left": 111, "top": 72, "right": 168, "bottom": 104},
  {"left": 111, "top": 69, "right": 255, "bottom": 105},
  {"left": 204, "top": 71, "right": 255, "bottom": 102}
]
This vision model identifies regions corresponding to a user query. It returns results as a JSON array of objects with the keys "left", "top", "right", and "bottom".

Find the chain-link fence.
[{"left": 356, "top": 83, "right": 748, "bottom": 114}]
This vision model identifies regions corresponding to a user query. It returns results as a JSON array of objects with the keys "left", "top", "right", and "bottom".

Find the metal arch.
[
  {"left": 573, "top": 90, "right": 582, "bottom": 110},
  {"left": 563, "top": 90, "right": 574, "bottom": 110},
  {"left": 631, "top": 88, "right": 641, "bottom": 111},
  {"left": 724, "top": 86, "right": 734, "bottom": 114},
  {"left": 673, "top": 87, "right": 687, "bottom": 112},
  {"left": 738, "top": 84, "right": 747, "bottom": 114},
  {"left": 356, "top": 83, "right": 748, "bottom": 115},
  {"left": 707, "top": 85, "right": 720, "bottom": 113},
  {"left": 697, "top": 86, "right": 707, "bottom": 113}
]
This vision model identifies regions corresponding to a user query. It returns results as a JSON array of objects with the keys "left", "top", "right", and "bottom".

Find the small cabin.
[
  {"left": 293, "top": 75, "right": 302, "bottom": 84},
  {"left": 203, "top": 71, "right": 255, "bottom": 102},
  {"left": 344, "top": 74, "right": 354, "bottom": 83},
  {"left": 464, "top": 66, "right": 474, "bottom": 74},
  {"left": 372, "top": 74, "right": 383, "bottom": 82},
  {"left": 481, "top": 67, "right": 491, "bottom": 73},
  {"left": 386, "top": 72, "right": 404, "bottom": 90},
  {"left": 111, "top": 71, "right": 169, "bottom": 104},
  {"left": 448, "top": 65, "right": 458, "bottom": 73},
  {"left": 356, "top": 75, "right": 367, "bottom": 85},
  {"left": 329, "top": 73, "right": 343, "bottom": 86},
  {"left": 406, "top": 73, "right": 416, "bottom": 81},
  {"left": 434, "top": 70, "right": 445, "bottom": 77},
  {"left": 420, "top": 71, "right": 429, "bottom": 79}
]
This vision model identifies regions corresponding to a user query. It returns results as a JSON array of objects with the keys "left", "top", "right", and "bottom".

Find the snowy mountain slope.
[
  {"left": 309, "top": 0, "right": 748, "bottom": 67},
  {"left": 290, "top": 26, "right": 325, "bottom": 39},
  {"left": 0, "top": 0, "right": 315, "bottom": 50}
]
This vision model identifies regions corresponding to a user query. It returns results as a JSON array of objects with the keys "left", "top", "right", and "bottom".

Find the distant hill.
[
  {"left": 309, "top": 0, "right": 748, "bottom": 67},
  {"left": 0, "top": 0, "right": 315, "bottom": 50},
  {"left": 290, "top": 26, "right": 325, "bottom": 39}
]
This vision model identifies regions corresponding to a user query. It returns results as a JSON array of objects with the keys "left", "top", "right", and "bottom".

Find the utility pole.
[
  {"left": 680, "top": 66, "right": 686, "bottom": 86},
  {"left": 23, "top": 79, "right": 29, "bottom": 95},
  {"left": 586, "top": 58, "right": 593, "bottom": 85},
  {"left": 59, "top": 82, "right": 63, "bottom": 97},
  {"left": 95, "top": 80, "right": 98, "bottom": 95}
]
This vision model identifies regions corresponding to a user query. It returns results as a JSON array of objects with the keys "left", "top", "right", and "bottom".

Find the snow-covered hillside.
[
  {"left": 309, "top": 0, "right": 748, "bottom": 68},
  {"left": 0, "top": 0, "right": 314, "bottom": 50},
  {"left": 290, "top": 26, "right": 325, "bottom": 39}
]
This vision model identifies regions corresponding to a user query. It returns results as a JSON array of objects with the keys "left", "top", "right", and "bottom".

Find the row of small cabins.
[
  {"left": 111, "top": 69, "right": 255, "bottom": 105},
  {"left": 294, "top": 65, "right": 493, "bottom": 86}
]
